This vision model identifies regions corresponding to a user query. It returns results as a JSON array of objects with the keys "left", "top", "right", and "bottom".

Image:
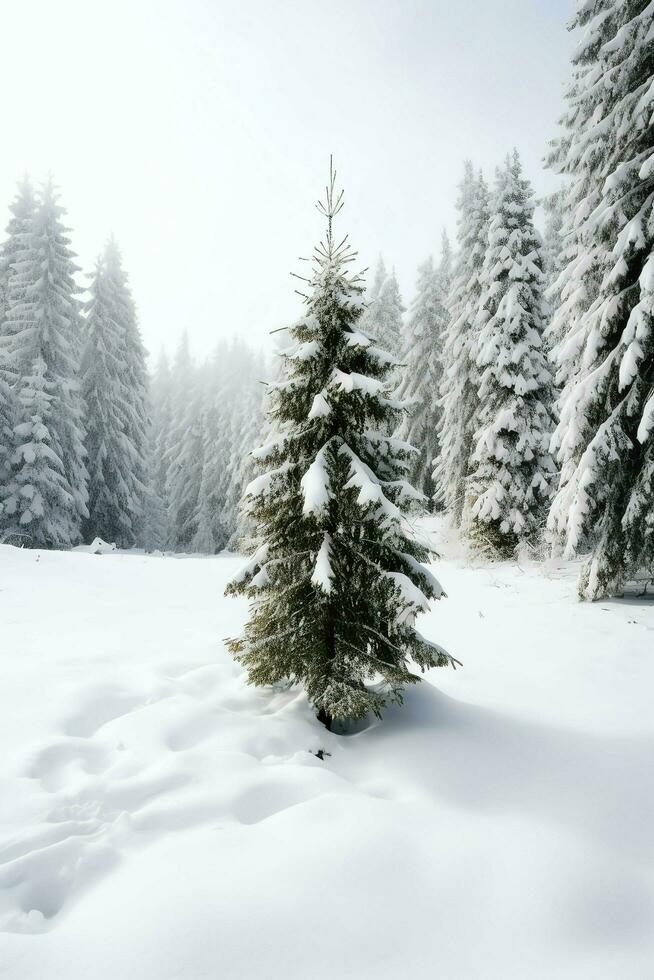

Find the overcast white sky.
[{"left": 1, "top": 0, "right": 574, "bottom": 363}]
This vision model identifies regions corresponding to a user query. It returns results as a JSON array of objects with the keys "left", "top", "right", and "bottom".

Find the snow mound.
[{"left": 72, "top": 537, "right": 117, "bottom": 555}]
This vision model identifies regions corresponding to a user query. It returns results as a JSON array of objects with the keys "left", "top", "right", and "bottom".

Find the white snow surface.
[{"left": 1, "top": 525, "right": 654, "bottom": 979}]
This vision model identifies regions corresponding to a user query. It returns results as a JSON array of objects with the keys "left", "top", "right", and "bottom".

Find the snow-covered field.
[{"left": 1, "top": 530, "right": 653, "bottom": 980}]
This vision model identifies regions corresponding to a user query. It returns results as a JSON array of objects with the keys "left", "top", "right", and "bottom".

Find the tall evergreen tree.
[
  {"left": 81, "top": 238, "right": 149, "bottom": 547},
  {"left": 438, "top": 227, "right": 453, "bottom": 297},
  {"left": 360, "top": 257, "right": 405, "bottom": 355},
  {"left": 396, "top": 234, "right": 450, "bottom": 503},
  {"left": 165, "top": 334, "right": 205, "bottom": 551},
  {"left": 468, "top": 152, "right": 556, "bottom": 556},
  {"left": 0, "top": 176, "right": 36, "bottom": 329},
  {"left": 226, "top": 161, "right": 456, "bottom": 729},
  {"left": 0, "top": 179, "right": 88, "bottom": 547},
  {"left": 144, "top": 348, "right": 172, "bottom": 550},
  {"left": 0, "top": 179, "right": 37, "bottom": 528},
  {"left": 542, "top": 188, "right": 566, "bottom": 294},
  {"left": 375, "top": 270, "right": 405, "bottom": 355},
  {"left": 435, "top": 163, "right": 490, "bottom": 522},
  {"left": 547, "top": 0, "right": 654, "bottom": 598}
]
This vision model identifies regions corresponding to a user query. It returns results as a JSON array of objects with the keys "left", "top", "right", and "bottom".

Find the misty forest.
[{"left": 1, "top": 2, "right": 653, "bottom": 980}]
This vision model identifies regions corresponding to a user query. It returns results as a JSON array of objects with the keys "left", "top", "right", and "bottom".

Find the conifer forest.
[{"left": 1, "top": 2, "right": 653, "bottom": 978}]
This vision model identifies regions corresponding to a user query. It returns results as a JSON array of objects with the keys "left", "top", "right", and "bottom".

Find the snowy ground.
[{"left": 1, "top": 528, "right": 653, "bottom": 979}]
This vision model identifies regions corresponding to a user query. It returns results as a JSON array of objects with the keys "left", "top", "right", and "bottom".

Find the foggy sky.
[{"left": 1, "top": 0, "right": 574, "bottom": 364}]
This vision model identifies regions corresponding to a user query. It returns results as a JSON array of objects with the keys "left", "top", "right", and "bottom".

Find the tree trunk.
[{"left": 317, "top": 707, "right": 332, "bottom": 731}]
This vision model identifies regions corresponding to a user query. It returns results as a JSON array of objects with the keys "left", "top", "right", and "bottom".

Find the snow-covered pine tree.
[
  {"left": 360, "top": 257, "right": 405, "bottom": 355},
  {"left": 168, "top": 391, "right": 205, "bottom": 551},
  {"left": 395, "top": 234, "right": 450, "bottom": 503},
  {"left": 0, "top": 178, "right": 37, "bottom": 530},
  {"left": 542, "top": 188, "right": 566, "bottom": 294},
  {"left": 0, "top": 372, "right": 13, "bottom": 528},
  {"left": 547, "top": 0, "right": 654, "bottom": 598},
  {"left": 165, "top": 332, "right": 197, "bottom": 550},
  {"left": 434, "top": 162, "right": 490, "bottom": 523},
  {"left": 438, "top": 227, "right": 453, "bottom": 298},
  {"left": 81, "top": 238, "right": 149, "bottom": 548},
  {"left": 1, "top": 179, "right": 88, "bottom": 548},
  {"left": 359, "top": 255, "right": 386, "bottom": 333},
  {"left": 225, "top": 365, "right": 266, "bottom": 549},
  {"left": 0, "top": 176, "right": 36, "bottom": 328},
  {"left": 226, "top": 160, "right": 456, "bottom": 729},
  {"left": 145, "top": 348, "right": 173, "bottom": 551},
  {"left": 221, "top": 344, "right": 266, "bottom": 549},
  {"left": 467, "top": 152, "right": 556, "bottom": 556},
  {"left": 191, "top": 429, "right": 216, "bottom": 555},
  {"left": 375, "top": 269, "right": 405, "bottom": 355}
]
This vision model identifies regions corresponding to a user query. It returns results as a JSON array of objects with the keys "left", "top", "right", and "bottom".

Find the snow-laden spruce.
[
  {"left": 81, "top": 238, "right": 149, "bottom": 548},
  {"left": 435, "top": 162, "right": 490, "bottom": 523},
  {"left": 547, "top": 0, "right": 654, "bottom": 598},
  {"left": 0, "top": 179, "right": 37, "bottom": 519},
  {"left": 360, "top": 256, "right": 405, "bottom": 356},
  {"left": 468, "top": 152, "right": 556, "bottom": 556},
  {"left": 395, "top": 231, "right": 451, "bottom": 504},
  {"left": 226, "top": 162, "right": 457, "bottom": 728},
  {"left": 144, "top": 348, "right": 172, "bottom": 551},
  {"left": 0, "top": 176, "right": 36, "bottom": 328},
  {"left": 156, "top": 335, "right": 264, "bottom": 554},
  {"left": 0, "top": 180, "right": 88, "bottom": 548}
]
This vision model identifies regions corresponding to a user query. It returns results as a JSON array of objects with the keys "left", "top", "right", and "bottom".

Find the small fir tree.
[
  {"left": 467, "top": 152, "right": 556, "bottom": 556},
  {"left": 226, "top": 161, "right": 456, "bottom": 729}
]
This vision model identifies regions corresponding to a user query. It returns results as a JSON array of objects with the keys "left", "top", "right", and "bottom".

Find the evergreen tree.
[
  {"left": 375, "top": 270, "right": 405, "bottom": 355},
  {"left": 0, "top": 176, "right": 36, "bottom": 329},
  {"left": 165, "top": 334, "right": 205, "bottom": 551},
  {"left": 547, "top": 0, "right": 654, "bottom": 598},
  {"left": 226, "top": 161, "right": 456, "bottom": 729},
  {"left": 360, "top": 257, "right": 405, "bottom": 355},
  {"left": 396, "top": 233, "right": 450, "bottom": 503},
  {"left": 145, "top": 348, "right": 172, "bottom": 550},
  {"left": 468, "top": 152, "right": 556, "bottom": 556},
  {"left": 438, "top": 227, "right": 453, "bottom": 297},
  {"left": 0, "top": 179, "right": 88, "bottom": 547},
  {"left": 435, "top": 163, "right": 490, "bottom": 523},
  {"left": 542, "top": 188, "right": 566, "bottom": 294},
  {"left": 81, "top": 238, "right": 149, "bottom": 547},
  {"left": 0, "top": 178, "right": 37, "bottom": 531},
  {"left": 360, "top": 255, "right": 386, "bottom": 329}
]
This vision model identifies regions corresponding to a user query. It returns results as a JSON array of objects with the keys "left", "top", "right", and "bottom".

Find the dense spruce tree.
[
  {"left": 359, "top": 256, "right": 386, "bottom": 332},
  {"left": 221, "top": 345, "right": 267, "bottom": 549},
  {"left": 81, "top": 239, "right": 149, "bottom": 547},
  {"left": 438, "top": 227, "right": 453, "bottom": 298},
  {"left": 396, "top": 234, "right": 450, "bottom": 503},
  {"left": 226, "top": 161, "right": 456, "bottom": 729},
  {"left": 435, "top": 162, "right": 490, "bottom": 523},
  {"left": 360, "top": 257, "right": 405, "bottom": 355},
  {"left": 0, "top": 176, "right": 36, "bottom": 328},
  {"left": 0, "top": 180, "right": 88, "bottom": 547},
  {"left": 547, "top": 0, "right": 654, "bottom": 598},
  {"left": 468, "top": 152, "right": 556, "bottom": 556},
  {"left": 165, "top": 332, "right": 196, "bottom": 549},
  {"left": 145, "top": 348, "right": 172, "bottom": 551},
  {"left": 542, "top": 189, "right": 566, "bottom": 295},
  {"left": 375, "top": 269, "right": 405, "bottom": 355},
  {"left": 0, "top": 180, "right": 36, "bottom": 524}
]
